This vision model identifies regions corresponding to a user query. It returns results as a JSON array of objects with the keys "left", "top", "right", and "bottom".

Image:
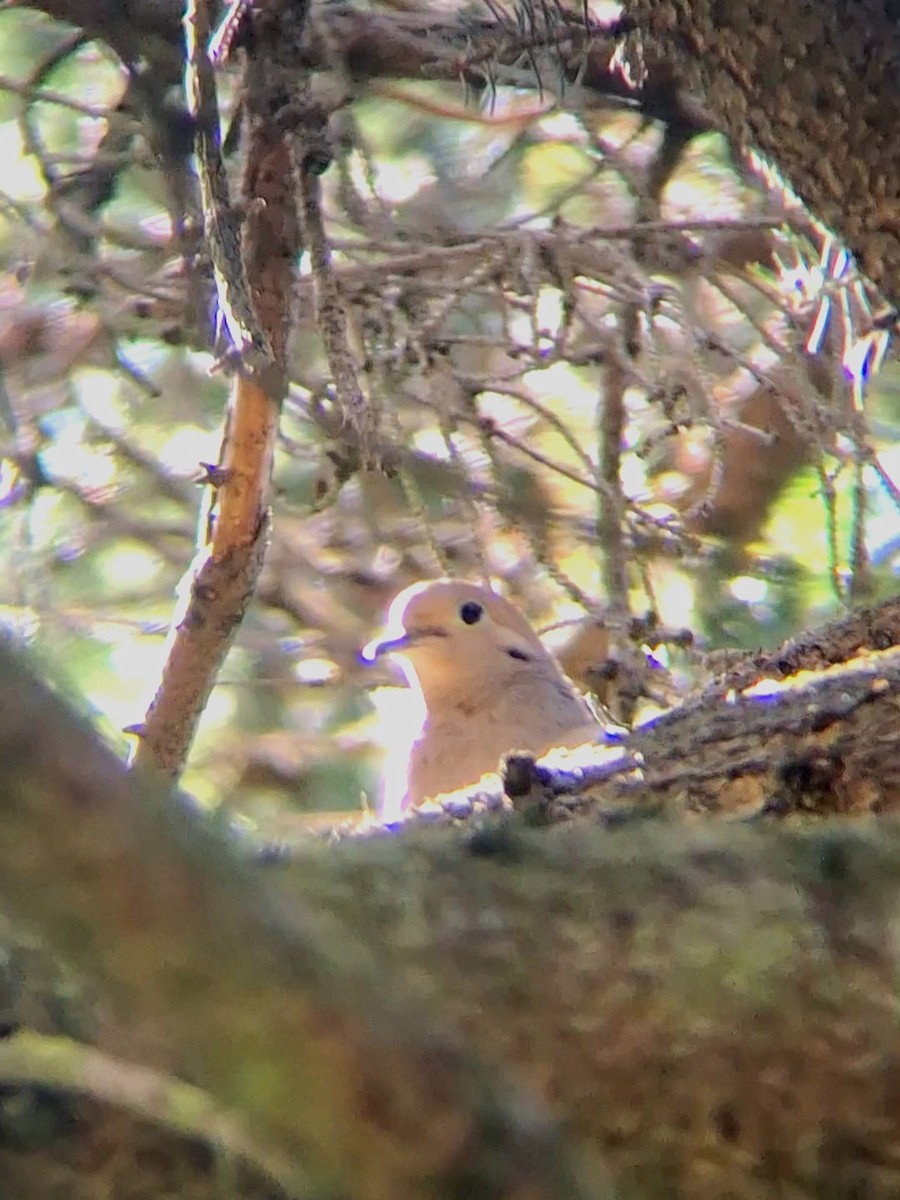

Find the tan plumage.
[{"left": 364, "top": 579, "right": 599, "bottom": 810}]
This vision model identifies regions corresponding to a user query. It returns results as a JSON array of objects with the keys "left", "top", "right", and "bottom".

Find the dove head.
[{"left": 363, "top": 579, "right": 548, "bottom": 704}]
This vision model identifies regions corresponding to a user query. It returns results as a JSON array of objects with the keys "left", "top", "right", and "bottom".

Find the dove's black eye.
[{"left": 459, "top": 601, "right": 483, "bottom": 625}]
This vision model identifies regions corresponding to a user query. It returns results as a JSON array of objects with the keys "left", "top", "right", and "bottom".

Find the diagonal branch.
[{"left": 133, "top": 0, "right": 294, "bottom": 778}]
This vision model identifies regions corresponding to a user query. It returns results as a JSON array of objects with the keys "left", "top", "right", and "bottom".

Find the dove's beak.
[
  {"left": 361, "top": 631, "right": 411, "bottom": 662},
  {"left": 362, "top": 623, "right": 446, "bottom": 663}
]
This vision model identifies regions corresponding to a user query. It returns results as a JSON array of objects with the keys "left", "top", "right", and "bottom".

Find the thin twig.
[
  {"left": 297, "top": 162, "right": 380, "bottom": 470},
  {"left": 597, "top": 337, "right": 630, "bottom": 615},
  {"left": 183, "top": 0, "right": 277, "bottom": 382}
]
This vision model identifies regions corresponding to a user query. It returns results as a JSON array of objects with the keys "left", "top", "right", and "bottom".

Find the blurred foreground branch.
[
  {"left": 0, "top": 638, "right": 611, "bottom": 1200},
  {"left": 4, "top": 616, "right": 900, "bottom": 1196}
]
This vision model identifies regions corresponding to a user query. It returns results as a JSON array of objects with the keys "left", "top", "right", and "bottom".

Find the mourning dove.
[{"left": 363, "top": 579, "right": 600, "bottom": 813}]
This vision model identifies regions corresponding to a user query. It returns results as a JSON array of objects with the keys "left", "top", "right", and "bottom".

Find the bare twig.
[
  {"left": 182, "top": 0, "right": 277, "bottom": 381},
  {"left": 597, "top": 339, "right": 630, "bottom": 614},
  {"left": 297, "top": 161, "right": 381, "bottom": 470}
]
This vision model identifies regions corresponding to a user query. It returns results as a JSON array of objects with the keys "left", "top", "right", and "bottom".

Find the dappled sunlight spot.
[
  {"left": 187, "top": 684, "right": 240, "bottom": 770},
  {"left": 654, "top": 572, "right": 695, "bottom": 627},
  {"left": 663, "top": 176, "right": 743, "bottom": 224},
  {"left": 410, "top": 426, "right": 455, "bottom": 460},
  {"left": 72, "top": 366, "right": 127, "bottom": 424},
  {"left": 366, "top": 683, "right": 425, "bottom": 823},
  {"left": 729, "top": 575, "right": 768, "bottom": 605},
  {"left": 196, "top": 683, "right": 240, "bottom": 729},
  {"left": 158, "top": 425, "right": 220, "bottom": 475},
  {"left": 762, "top": 467, "right": 853, "bottom": 579},
  {"left": 641, "top": 498, "right": 681, "bottom": 525},
  {"left": 473, "top": 389, "right": 528, "bottom": 429},
  {"left": 105, "top": 636, "right": 179, "bottom": 727},
  {"left": 743, "top": 652, "right": 891, "bottom": 707},
  {"left": 519, "top": 140, "right": 597, "bottom": 220},
  {"left": 536, "top": 111, "right": 586, "bottom": 143},
  {"left": 40, "top": 420, "right": 118, "bottom": 493},
  {"left": 522, "top": 357, "right": 593, "bottom": 402},
  {"left": 488, "top": 536, "right": 530, "bottom": 576},
  {"left": 17, "top": 488, "right": 74, "bottom": 555},
  {"left": 654, "top": 468, "right": 692, "bottom": 505},
  {"left": 518, "top": 287, "right": 565, "bottom": 350},
  {"left": 0, "top": 123, "right": 44, "bottom": 205},
  {"left": 357, "top": 151, "right": 434, "bottom": 206},
  {"left": 541, "top": 598, "right": 594, "bottom": 646},
  {"left": 293, "top": 657, "right": 338, "bottom": 686},
  {"left": 539, "top": 736, "right": 617, "bottom": 771},
  {"left": 109, "top": 337, "right": 171, "bottom": 378},
  {"left": 742, "top": 677, "right": 788, "bottom": 700},
  {"left": 554, "top": 546, "right": 599, "bottom": 596},
  {"left": 619, "top": 449, "right": 649, "bottom": 498},
  {"left": 95, "top": 542, "right": 164, "bottom": 593}
]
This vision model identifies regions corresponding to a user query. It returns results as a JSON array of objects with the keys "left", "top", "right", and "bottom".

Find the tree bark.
[
  {"left": 617, "top": 0, "right": 900, "bottom": 304},
  {"left": 0, "top": 641, "right": 611, "bottom": 1200},
  {"left": 3, "top": 633, "right": 900, "bottom": 1198}
]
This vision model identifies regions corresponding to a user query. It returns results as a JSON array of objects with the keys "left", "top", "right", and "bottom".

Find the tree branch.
[
  {"left": 618, "top": 0, "right": 900, "bottom": 304},
  {"left": 6, "top": 634, "right": 900, "bottom": 1197},
  {"left": 0, "top": 1030, "right": 299, "bottom": 1194},
  {"left": 133, "top": 0, "right": 297, "bottom": 777},
  {"left": 0, "top": 638, "right": 612, "bottom": 1200}
]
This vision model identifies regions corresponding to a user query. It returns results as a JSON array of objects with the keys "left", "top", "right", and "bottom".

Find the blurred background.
[{"left": 0, "top": 3, "right": 897, "bottom": 831}]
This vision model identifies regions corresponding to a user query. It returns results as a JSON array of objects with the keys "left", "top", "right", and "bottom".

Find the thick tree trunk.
[{"left": 617, "top": 0, "right": 900, "bottom": 304}]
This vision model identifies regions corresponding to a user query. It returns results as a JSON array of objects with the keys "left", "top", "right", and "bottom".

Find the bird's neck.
[{"left": 419, "top": 657, "right": 565, "bottom": 717}]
